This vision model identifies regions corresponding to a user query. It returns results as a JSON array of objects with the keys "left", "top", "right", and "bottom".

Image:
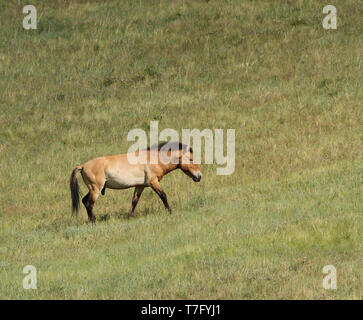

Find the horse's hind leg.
[
  {"left": 82, "top": 190, "right": 100, "bottom": 223},
  {"left": 81, "top": 168, "right": 105, "bottom": 223}
]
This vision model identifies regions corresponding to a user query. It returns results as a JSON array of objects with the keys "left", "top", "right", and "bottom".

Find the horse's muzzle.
[{"left": 192, "top": 172, "right": 202, "bottom": 182}]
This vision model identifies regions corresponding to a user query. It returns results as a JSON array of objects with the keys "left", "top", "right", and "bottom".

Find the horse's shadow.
[
  {"left": 98, "top": 213, "right": 111, "bottom": 222},
  {"left": 105, "top": 207, "right": 158, "bottom": 221},
  {"left": 93, "top": 203, "right": 163, "bottom": 223}
]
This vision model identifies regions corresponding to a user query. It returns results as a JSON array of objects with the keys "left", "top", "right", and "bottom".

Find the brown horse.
[{"left": 70, "top": 142, "right": 202, "bottom": 222}]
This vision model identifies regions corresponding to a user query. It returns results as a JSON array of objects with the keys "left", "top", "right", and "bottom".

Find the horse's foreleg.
[
  {"left": 150, "top": 179, "right": 172, "bottom": 214},
  {"left": 127, "top": 186, "right": 144, "bottom": 218}
]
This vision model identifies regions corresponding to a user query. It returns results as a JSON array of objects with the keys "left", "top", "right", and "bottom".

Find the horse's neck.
[{"left": 162, "top": 163, "right": 179, "bottom": 175}]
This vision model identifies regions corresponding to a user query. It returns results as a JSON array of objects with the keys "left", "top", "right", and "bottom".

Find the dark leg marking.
[
  {"left": 153, "top": 189, "right": 172, "bottom": 213},
  {"left": 150, "top": 179, "right": 172, "bottom": 214},
  {"left": 101, "top": 183, "right": 106, "bottom": 195},
  {"left": 82, "top": 193, "right": 89, "bottom": 207},
  {"left": 127, "top": 187, "right": 144, "bottom": 218},
  {"left": 82, "top": 192, "right": 96, "bottom": 223},
  {"left": 160, "top": 191, "right": 171, "bottom": 213}
]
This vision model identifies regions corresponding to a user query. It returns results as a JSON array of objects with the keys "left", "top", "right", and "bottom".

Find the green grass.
[{"left": 0, "top": 0, "right": 362, "bottom": 299}]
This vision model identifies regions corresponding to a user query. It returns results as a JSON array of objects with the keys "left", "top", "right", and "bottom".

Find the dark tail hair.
[{"left": 70, "top": 166, "right": 82, "bottom": 216}]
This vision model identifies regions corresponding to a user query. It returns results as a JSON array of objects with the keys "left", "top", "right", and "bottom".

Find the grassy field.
[{"left": 0, "top": 0, "right": 362, "bottom": 299}]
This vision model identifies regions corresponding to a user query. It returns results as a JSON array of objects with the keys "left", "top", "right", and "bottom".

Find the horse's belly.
[{"left": 105, "top": 170, "right": 144, "bottom": 189}]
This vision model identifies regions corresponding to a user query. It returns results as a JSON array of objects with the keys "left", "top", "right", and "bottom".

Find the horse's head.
[{"left": 179, "top": 149, "right": 202, "bottom": 182}]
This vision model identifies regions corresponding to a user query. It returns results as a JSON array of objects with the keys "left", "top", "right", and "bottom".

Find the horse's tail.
[{"left": 70, "top": 166, "right": 82, "bottom": 216}]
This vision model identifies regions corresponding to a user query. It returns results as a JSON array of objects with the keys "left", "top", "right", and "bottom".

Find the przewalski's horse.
[{"left": 69, "top": 142, "right": 202, "bottom": 223}]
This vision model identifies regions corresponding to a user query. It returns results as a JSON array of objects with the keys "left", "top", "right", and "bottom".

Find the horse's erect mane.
[{"left": 146, "top": 141, "right": 193, "bottom": 154}]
